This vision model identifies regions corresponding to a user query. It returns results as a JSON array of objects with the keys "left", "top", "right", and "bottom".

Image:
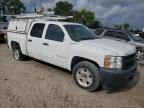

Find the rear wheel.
[
  {"left": 4, "top": 35, "right": 7, "bottom": 42},
  {"left": 72, "top": 61, "right": 101, "bottom": 92},
  {"left": 12, "top": 47, "right": 25, "bottom": 61}
]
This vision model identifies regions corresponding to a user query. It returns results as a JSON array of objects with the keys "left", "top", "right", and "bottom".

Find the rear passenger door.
[
  {"left": 27, "top": 23, "right": 45, "bottom": 59},
  {"left": 41, "top": 24, "right": 69, "bottom": 68}
]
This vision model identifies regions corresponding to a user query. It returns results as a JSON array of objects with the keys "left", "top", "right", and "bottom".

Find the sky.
[{"left": 21, "top": 0, "right": 144, "bottom": 30}]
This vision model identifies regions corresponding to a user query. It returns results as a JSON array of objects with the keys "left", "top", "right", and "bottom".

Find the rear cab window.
[{"left": 30, "top": 23, "right": 45, "bottom": 38}]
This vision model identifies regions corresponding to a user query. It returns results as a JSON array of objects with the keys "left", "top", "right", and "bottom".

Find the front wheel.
[{"left": 72, "top": 61, "right": 101, "bottom": 92}]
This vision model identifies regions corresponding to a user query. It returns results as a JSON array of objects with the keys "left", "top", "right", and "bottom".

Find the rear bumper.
[{"left": 100, "top": 63, "right": 137, "bottom": 88}]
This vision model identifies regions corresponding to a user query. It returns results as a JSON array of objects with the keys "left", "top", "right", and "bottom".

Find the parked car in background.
[
  {"left": 0, "top": 28, "right": 5, "bottom": 42},
  {"left": 1, "top": 27, "right": 7, "bottom": 41},
  {"left": 0, "top": 26, "right": 8, "bottom": 42},
  {"left": 95, "top": 28, "right": 144, "bottom": 63},
  {"left": 139, "top": 32, "right": 144, "bottom": 39},
  {"left": 0, "top": 22, "right": 8, "bottom": 43}
]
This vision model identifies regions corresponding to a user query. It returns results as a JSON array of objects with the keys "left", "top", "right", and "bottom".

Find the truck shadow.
[
  {"left": 106, "top": 71, "right": 140, "bottom": 94},
  {"left": 29, "top": 58, "right": 140, "bottom": 93},
  {"left": 0, "top": 41, "right": 6, "bottom": 44},
  {"left": 33, "top": 59, "right": 72, "bottom": 75}
]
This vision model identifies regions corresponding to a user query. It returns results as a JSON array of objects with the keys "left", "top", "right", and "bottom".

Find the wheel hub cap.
[
  {"left": 14, "top": 50, "right": 20, "bottom": 60},
  {"left": 136, "top": 50, "right": 144, "bottom": 60},
  {"left": 76, "top": 68, "right": 93, "bottom": 87}
]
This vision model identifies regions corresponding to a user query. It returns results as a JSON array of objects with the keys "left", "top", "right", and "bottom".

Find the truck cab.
[{"left": 7, "top": 14, "right": 137, "bottom": 91}]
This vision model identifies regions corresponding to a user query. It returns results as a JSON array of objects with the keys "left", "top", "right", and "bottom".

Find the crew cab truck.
[{"left": 7, "top": 14, "right": 137, "bottom": 91}]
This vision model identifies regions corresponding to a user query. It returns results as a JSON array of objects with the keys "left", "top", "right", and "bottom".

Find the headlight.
[{"left": 104, "top": 55, "right": 122, "bottom": 69}]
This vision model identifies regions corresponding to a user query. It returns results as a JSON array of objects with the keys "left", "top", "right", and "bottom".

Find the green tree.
[
  {"left": 114, "top": 23, "right": 130, "bottom": 30},
  {"left": 53, "top": 1, "right": 102, "bottom": 28},
  {"left": 123, "top": 23, "right": 129, "bottom": 30},
  {"left": 0, "top": 0, "right": 8, "bottom": 21},
  {"left": 0, "top": 0, "right": 25, "bottom": 21},
  {"left": 114, "top": 24, "right": 122, "bottom": 30},
  {"left": 54, "top": 1, "right": 73, "bottom": 16},
  {"left": 7, "top": 0, "right": 26, "bottom": 14},
  {"left": 89, "top": 20, "right": 103, "bottom": 28},
  {"left": 73, "top": 10, "right": 102, "bottom": 28},
  {"left": 79, "top": 9, "right": 95, "bottom": 27},
  {"left": 72, "top": 11, "right": 81, "bottom": 22}
]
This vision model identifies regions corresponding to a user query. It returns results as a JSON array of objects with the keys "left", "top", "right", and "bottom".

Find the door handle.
[
  {"left": 43, "top": 43, "right": 49, "bottom": 46},
  {"left": 28, "top": 39, "right": 32, "bottom": 42}
]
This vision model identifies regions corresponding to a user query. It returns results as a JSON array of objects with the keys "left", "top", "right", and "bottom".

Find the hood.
[{"left": 80, "top": 38, "right": 136, "bottom": 56}]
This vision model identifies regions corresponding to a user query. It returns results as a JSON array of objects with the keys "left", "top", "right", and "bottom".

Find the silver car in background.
[{"left": 95, "top": 29, "right": 144, "bottom": 64}]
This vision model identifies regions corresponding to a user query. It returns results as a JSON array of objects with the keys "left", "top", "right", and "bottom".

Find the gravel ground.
[{"left": 0, "top": 43, "right": 144, "bottom": 108}]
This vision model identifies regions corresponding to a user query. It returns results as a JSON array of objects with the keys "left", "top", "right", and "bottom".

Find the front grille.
[{"left": 122, "top": 53, "right": 136, "bottom": 69}]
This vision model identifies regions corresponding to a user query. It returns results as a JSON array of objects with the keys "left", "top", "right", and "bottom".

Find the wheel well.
[
  {"left": 71, "top": 56, "right": 99, "bottom": 71},
  {"left": 11, "top": 41, "right": 20, "bottom": 49}
]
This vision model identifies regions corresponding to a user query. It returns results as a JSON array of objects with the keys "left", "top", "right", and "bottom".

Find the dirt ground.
[{"left": 0, "top": 43, "right": 144, "bottom": 108}]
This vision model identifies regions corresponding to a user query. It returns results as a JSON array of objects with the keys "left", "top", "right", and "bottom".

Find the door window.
[
  {"left": 45, "top": 24, "right": 64, "bottom": 42},
  {"left": 104, "top": 31, "right": 115, "bottom": 38},
  {"left": 104, "top": 31, "right": 130, "bottom": 41},
  {"left": 95, "top": 29, "right": 104, "bottom": 35},
  {"left": 30, "top": 23, "right": 45, "bottom": 38},
  {"left": 116, "top": 32, "right": 130, "bottom": 41}
]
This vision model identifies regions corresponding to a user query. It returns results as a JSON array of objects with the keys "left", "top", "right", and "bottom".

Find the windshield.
[
  {"left": 126, "top": 31, "right": 144, "bottom": 41},
  {"left": 64, "top": 24, "right": 97, "bottom": 41}
]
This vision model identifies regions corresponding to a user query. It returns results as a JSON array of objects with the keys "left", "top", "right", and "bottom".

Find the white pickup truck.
[{"left": 7, "top": 14, "right": 137, "bottom": 91}]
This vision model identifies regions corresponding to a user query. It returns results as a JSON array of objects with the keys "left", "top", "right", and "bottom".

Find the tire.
[
  {"left": 4, "top": 35, "right": 7, "bottom": 43},
  {"left": 72, "top": 61, "right": 101, "bottom": 92},
  {"left": 136, "top": 48, "right": 144, "bottom": 64},
  {"left": 12, "top": 47, "right": 25, "bottom": 61}
]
